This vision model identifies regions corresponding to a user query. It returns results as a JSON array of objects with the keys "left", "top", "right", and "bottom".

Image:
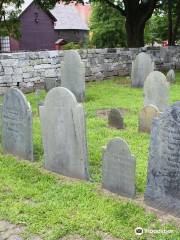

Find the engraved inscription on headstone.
[
  {"left": 61, "top": 50, "right": 85, "bottom": 102},
  {"left": 40, "top": 87, "right": 89, "bottom": 180},
  {"left": 144, "top": 71, "right": 169, "bottom": 112},
  {"left": 102, "top": 138, "right": 136, "bottom": 198},
  {"left": 131, "top": 52, "right": 154, "bottom": 88},
  {"left": 145, "top": 102, "right": 180, "bottom": 216},
  {"left": 138, "top": 105, "right": 160, "bottom": 133},
  {"left": 2, "top": 88, "right": 33, "bottom": 161}
]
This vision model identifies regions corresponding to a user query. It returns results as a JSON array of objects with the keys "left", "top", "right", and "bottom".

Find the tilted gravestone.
[
  {"left": 2, "top": 88, "right": 33, "bottom": 161},
  {"left": 138, "top": 105, "right": 160, "bottom": 133},
  {"left": 167, "top": 69, "right": 175, "bottom": 83},
  {"left": 61, "top": 50, "right": 85, "bottom": 102},
  {"left": 102, "top": 138, "right": 136, "bottom": 198},
  {"left": 144, "top": 71, "right": 169, "bottom": 112},
  {"left": 131, "top": 52, "right": 154, "bottom": 88},
  {"left": 145, "top": 102, "right": 180, "bottom": 216},
  {"left": 108, "top": 109, "right": 124, "bottom": 129},
  {"left": 44, "top": 77, "right": 57, "bottom": 92},
  {"left": 40, "top": 87, "right": 89, "bottom": 180}
]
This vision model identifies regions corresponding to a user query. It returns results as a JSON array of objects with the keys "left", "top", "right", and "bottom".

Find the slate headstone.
[
  {"left": 2, "top": 88, "right": 33, "bottom": 161},
  {"left": 145, "top": 102, "right": 180, "bottom": 216},
  {"left": 102, "top": 138, "right": 136, "bottom": 198},
  {"left": 131, "top": 52, "right": 154, "bottom": 88},
  {"left": 40, "top": 87, "right": 89, "bottom": 180},
  {"left": 44, "top": 78, "right": 57, "bottom": 92},
  {"left": 144, "top": 71, "right": 169, "bottom": 112},
  {"left": 108, "top": 109, "right": 124, "bottom": 129},
  {"left": 61, "top": 50, "right": 85, "bottom": 102},
  {"left": 138, "top": 105, "right": 160, "bottom": 133},
  {"left": 167, "top": 69, "right": 175, "bottom": 83}
]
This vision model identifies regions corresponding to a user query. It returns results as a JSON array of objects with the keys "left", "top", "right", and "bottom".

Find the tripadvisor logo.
[{"left": 135, "top": 227, "right": 144, "bottom": 236}]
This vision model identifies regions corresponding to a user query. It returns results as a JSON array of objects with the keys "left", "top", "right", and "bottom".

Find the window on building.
[{"left": 0, "top": 36, "right": 10, "bottom": 52}]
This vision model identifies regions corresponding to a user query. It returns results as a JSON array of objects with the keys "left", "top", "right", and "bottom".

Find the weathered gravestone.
[
  {"left": 61, "top": 50, "right": 85, "bottom": 102},
  {"left": 102, "top": 138, "right": 136, "bottom": 198},
  {"left": 138, "top": 105, "right": 160, "bottom": 133},
  {"left": 44, "top": 78, "right": 57, "bottom": 92},
  {"left": 108, "top": 109, "right": 124, "bottom": 129},
  {"left": 167, "top": 69, "right": 175, "bottom": 83},
  {"left": 2, "top": 88, "right": 33, "bottom": 161},
  {"left": 145, "top": 102, "right": 180, "bottom": 216},
  {"left": 40, "top": 87, "right": 89, "bottom": 180},
  {"left": 144, "top": 71, "right": 169, "bottom": 112},
  {"left": 131, "top": 52, "right": 154, "bottom": 88}
]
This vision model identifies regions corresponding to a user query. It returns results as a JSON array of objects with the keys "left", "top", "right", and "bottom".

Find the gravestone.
[
  {"left": 131, "top": 52, "right": 154, "bottom": 88},
  {"left": 61, "top": 50, "right": 85, "bottom": 102},
  {"left": 2, "top": 88, "right": 33, "bottom": 161},
  {"left": 167, "top": 69, "right": 175, "bottom": 83},
  {"left": 138, "top": 105, "right": 160, "bottom": 133},
  {"left": 108, "top": 109, "right": 124, "bottom": 129},
  {"left": 144, "top": 71, "right": 169, "bottom": 112},
  {"left": 145, "top": 102, "right": 180, "bottom": 216},
  {"left": 44, "top": 78, "right": 57, "bottom": 92},
  {"left": 40, "top": 87, "right": 89, "bottom": 180},
  {"left": 102, "top": 138, "right": 136, "bottom": 198}
]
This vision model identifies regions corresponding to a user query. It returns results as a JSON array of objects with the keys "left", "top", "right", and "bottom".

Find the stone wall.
[{"left": 0, "top": 46, "right": 180, "bottom": 93}]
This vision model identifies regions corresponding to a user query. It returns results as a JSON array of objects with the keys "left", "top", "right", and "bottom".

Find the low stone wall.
[{"left": 0, "top": 46, "right": 180, "bottom": 93}]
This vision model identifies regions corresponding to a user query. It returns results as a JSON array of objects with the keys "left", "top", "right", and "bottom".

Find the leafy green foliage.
[
  {"left": 62, "top": 42, "right": 81, "bottom": 50},
  {"left": 90, "top": 2, "right": 126, "bottom": 48}
]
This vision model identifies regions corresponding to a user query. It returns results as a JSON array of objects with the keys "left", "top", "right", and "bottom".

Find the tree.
[
  {"left": 146, "top": 0, "right": 180, "bottom": 45},
  {"left": 0, "top": 0, "right": 162, "bottom": 47},
  {"left": 0, "top": 0, "right": 23, "bottom": 38},
  {"left": 98, "top": 0, "right": 160, "bottom": 47},
  {"left": 90, "top": 2, "right": 126, "bottom": 48}
]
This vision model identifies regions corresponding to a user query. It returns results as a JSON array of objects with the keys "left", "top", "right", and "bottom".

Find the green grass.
[{"left": 0, "top": 72, "right": 179, "bottom": 239}]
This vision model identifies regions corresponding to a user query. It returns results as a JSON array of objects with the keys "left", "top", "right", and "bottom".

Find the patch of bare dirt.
[
  {"left": 60, "top": 235, "right": 86, "bottom": 240},
  {"left": 96, "top": 108, "right": 130, "bottom": 119}
]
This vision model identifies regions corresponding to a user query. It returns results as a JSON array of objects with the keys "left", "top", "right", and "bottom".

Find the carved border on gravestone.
[
  {"left": 40, "top": 87, "right": 89, "bottom": 180},
  {"left": 145, "top": 102, "right": 180, "bottom": 217},
  {"left": 102, "top": 137, "right": 136, "bottom": 198},
  {"left": 2, "top": 88, "right": 33, "bottom": 161}
]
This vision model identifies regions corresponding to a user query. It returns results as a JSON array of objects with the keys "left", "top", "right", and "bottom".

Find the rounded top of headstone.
[
  {"left": 135, "top": 52, "right": 152, "bottom": 62},
  {"left": 64, "top": 50, "right": 81, "bottom": 62},
  {"left": 3, "top": 87, "right": 31, "bottom": 112},
  {"left": 44, "top": 87, "right": 77, "bottom": 107},
  {"left": 106, "top": 137, "right": 131, "bottom": 156},
  {"left": 156, "top": 101, "right": 180, "bottom": 126},
  {"left": 144, "top": 71, "right": 168, "bottom": 86},
  {"left": 167, "top": 69, "right": 175, "bottom": 82},
  {"left": 141, "top": 104, "right": 160, "bottom": 112}
]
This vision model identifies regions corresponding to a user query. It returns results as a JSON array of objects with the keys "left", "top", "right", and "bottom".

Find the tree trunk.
[
  {"left": 168, "top": 0, "right": 173, "bottom": 45},
  {"left": 172, "top": 0, "right": 180, "bottom": 45},
  {"left": 125, "top": 18, "right": 145, "bottom": 47}
]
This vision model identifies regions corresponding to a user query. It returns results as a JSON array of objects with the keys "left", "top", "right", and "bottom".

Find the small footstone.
[
  {"left": 102, "top": 138, "right": 136, "bottom": 198},
  {"left": 138, "top": 105, "right": 160, "bottom": 133},
  {"left": 108, "top": 109, "right": 124, "bottom": 129},
  {"left": 167, "top": 69, "right": 175, "bottom": 83}
]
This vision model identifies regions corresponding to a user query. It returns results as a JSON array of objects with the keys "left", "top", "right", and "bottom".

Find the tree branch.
[{"left": 103, "top": 0, "right": 126, "bottom": 16}]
